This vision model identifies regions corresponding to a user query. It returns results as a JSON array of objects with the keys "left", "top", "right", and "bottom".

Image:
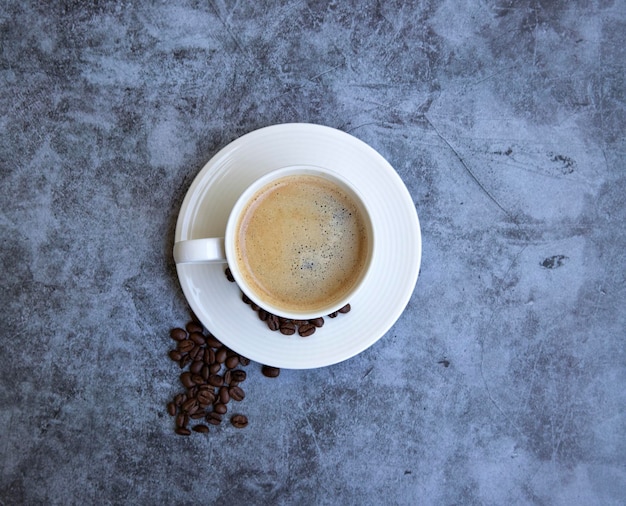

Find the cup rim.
[{"left": 224, "top": 164, "right": 376, "bottom": 320}]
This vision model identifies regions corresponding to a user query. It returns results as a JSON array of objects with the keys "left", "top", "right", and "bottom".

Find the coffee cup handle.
[{"left": 173, "top": 238, "right": 226, "bottom": 264}]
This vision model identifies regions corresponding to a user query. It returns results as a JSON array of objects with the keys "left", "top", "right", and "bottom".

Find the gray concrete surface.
[{"left": 1, "top": 1, "right": 625, "bottom": 504}]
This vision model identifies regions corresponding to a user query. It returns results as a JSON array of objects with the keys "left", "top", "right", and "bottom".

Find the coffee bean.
[
  {"left": 213, "top": 403, "right": 227, "bottom": 415},
  {"left": 201, "top": 364, "right": 210, "bottom": 381},
  {"left": 258, "top": 309, "right": 269, "bottom": 321},
  {"left": 204, "top": 348, "right": 214, "bottom": 364},
  {"left": 225, "top": 267, "right": 235, "bottom": 282},
  {"left": 181, "top": 398, "right": 198, "bottom": 414},
  {"left": 238, "top": 356, "right": 250, "bottom": 366},
  {"left": 279, "top": 321, "right": 297, "bottom": 335},
  {"left": 170, "top": 328, "right": 187, "bottom": 341},
  {"left": 206, "top": 412, "right": 222, "bottom": 425},
  {"left": 190, "top": 345, "right": 203, "bottom": 361},
  {"left": 191, "top": 374, "right": 205, "bottom": 385},
  {"left": 208, "top": 375, "right": 224, "bottom": 387},
  {"left": 186, "top": 322, "right": 204, "bottom": 334},
  {"left": 229, "top": 386, "right": 245, "bottom": 401},
  {"left": 215, "top": 347, "right": 228, "bottom": 363},
  {"left": 167, "top": 402, "right": 176, "bottom": 416},
  {"left": 176, "top": 413, "right": 188, "bottom": 428},
  {"left": 242, "top": 293, "right": 251, "bottom": 304},
  {"left": 209, "top": 363, "right": 221, "bottom": 374},
  {"left": 293, "top": 320, "right": 308, "bottom": 326},
  {"left": 338, "top": 303, "right": 351, "bottom": 314},
  {"left": 219, "top": 386, "right": 230, "bottom": 404},
  {"left": 174, "top": 393, "right": 186, "bottom": 406},
  {"left": 231, "top": 414, "right": 248, "bottom": 429},
  {"left": 180, "top": 372, "right": 195, "bottom": 389},
  {"left": 225, "top": 355, "right": 239, "bottom": 369},
  {"left": 250, "top": 302, "right": 260, "bottom": 311},
  {"left": 190, "top": 411, "right": 206, "bottom": 419},
  {"left": 175, "top": 427, "right": 191, "bottom": 436},
  {"left": 197, "top": 390, "right": 216, "bottom": 405},
  {"left": 309, "top": 317, "right": 324, "bottom": 328},
  {"left": 179, "top": 356, "right": 192, "bottom": 369},
  {"left": 177, "top": 339, "right": 194, "bottom": 354},
  {"left": 169, "top": 350, "right": 183, "bottom": 362},
  {"left": 189, "top": 332, "right": 206, "bottom": 345},
  {"left": 193, "top": 424, "right": 210, "bottom": 434},
  {"left": 328, "top": 311, "right": 339, "bottom": 318},
  {"left": 298, "top": 323, "right": 316, "bottom": 337},
  {"left": 206, "top": 335, "right": 223, "bottom": 348},
  {"left": 262, "top": 365, "right": 280, "bottom": 378},
  {"left": 231, "top": 370, "right": 247, "bottom": 382},
  {"left": 190, "top": 360, "right": 203, "bottom": 374},
  {"left": 267, "top": 315, "right": 280, "bottom": 331}
]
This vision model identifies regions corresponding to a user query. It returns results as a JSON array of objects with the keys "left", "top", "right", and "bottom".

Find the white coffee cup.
[{"left": 173, "top": 165, "right": 375, "bottom": 320}]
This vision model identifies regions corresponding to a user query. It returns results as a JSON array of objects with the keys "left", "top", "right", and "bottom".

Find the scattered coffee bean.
[
  {"left": 177, "top": 339, "right": 194, "bottom": 354},
  {"left": 213, "top": 403, "right": 227, "bottom": 415},
  {"left": 193, "top": 424, "right": 210, "bottom": 434},
  {"left": 238, "top": 356, "right": 250, "bottom": 366},
  {"left": 309, "top": 317, "right": 324, "bottom": 328},
  {"left": 231, "top": 414, "right": 248, "bottom": 429},
  {"left": 215, "top": 347, "right": 228, "bottom": 363},
  {"left": 229, "top": 386, "right": 245, "bottom": 401},
  {"left": 219, "top": 386, "right": 230, "bottom": 404},
  {"left": 338, "top": 303, "right": 351, "bottom": 314},
  {"left": 328, "top": 311, "right": 339, "bottom": 318},
  {"left": 267, "top": 315, "right": 280, "bottom": 331},
  {"left": 167, "top": 402, "right": 176, "bottom": 416},
  {"left": 262, "top": 365, "right": 280, "bottom": 378},
  {"left": 180, "top": 372, "right": 194, "bottom": 389},
  {"left": 298, "top": 323, "right": 316, "bottom": 337},
  {"left": 189, "top": 332, "right": 206, "bottom": 345},
  {"left": 190, "top": 360, "right": 203, "bottom": 374},
  {"left": 175, "top": 427, "right": 191, "bottom": 436},
  {"left": 225, "top": 355, "right": 239, "bottom": 369},
  {"left": 209, "top": 363, "right": 221, "bottom": 374},
  {"left": 231, "top": 370, "right": 247, "bottom": 382},
  {"left": 190, "top": 411, "right": 206, "bottom": 420},
  {"left": 205, "top": 412, "right": 222, "bottom": 425},
  {"left": 186, "top": 322, "right": 204, "bottom": 334},
  {"left": 225, "top": 267, "right": 235, "bottom": 282},
  {"left": 170, "top": 328, "right": 187, "bottom": 341},
  {"left": 176, "top": 413, "right": 188, "bottom": 428},
  {"left": 206, "top": 336, "right": 222, "bottom": 348},
  {"left": 208, "top": 375, "right": 224, "bottom": 387},
  {"left": 169, "top": 350, "right": 182, "bottom": 362},
  {"left": 279, "top": 321, "right": 297, "bottom": 335},
  {"left": 242, "top": 293, "right": 251, "bottom": 304}
]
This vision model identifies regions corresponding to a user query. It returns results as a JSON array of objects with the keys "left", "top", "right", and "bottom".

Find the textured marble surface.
[{"left": 1, "top": 1, "right": 625, "bottom": 504}]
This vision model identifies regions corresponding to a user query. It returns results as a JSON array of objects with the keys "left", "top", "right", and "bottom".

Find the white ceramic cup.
[{"left": 173, "top": 165, "right": 375, "bottom": 320}]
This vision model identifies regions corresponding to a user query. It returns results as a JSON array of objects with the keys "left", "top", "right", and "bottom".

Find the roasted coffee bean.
[
  {"left": 250, "top": 302, "right": 260, "bottom": 311},
  {"left": 180, "top": 372, "right": 195, "bottom": 389},
  {"left": 169, "top": 350, "right": 183, "bottom": 362},
  {"left": 187, "top": 386, "right": 198, "bottom": 398},
  {"left": 208, "top": 375, "right": 224, "bottom": 387},
  {"left": 182, "top": 398, "right": 199, "bottom": 414},
  {"left": 167, "top": 402, "right": 176, "bottom": 416},
  {"left": 175, "top": 427, "right": 191, "bottom": 436},
  {"left": 293, "top": 320, "right": 308, "bottom": 326},
  {"left": 279, "top": 321, "right": 297, "bottom": 335},
  {"left": 209, "top": 363, "right": 221, "bottom": 374},
  {"left": 179, "top": 356, "right": 192, "bottom": 369},
  {"left": 267, "top": 315, "right": 280, "bottom": 331},
  {"left": 189, "top": 332, "right": 206, "bottom": 345},
  {"left": 242, "top": 293, "right": 251, "bottom": 304},
  {"left": 201, "top": 364, "right": 210, "bottom": 381},
  {"left": 193, "top": 424, "right": 210, "bottom": 433},
  {"left": 225, "top": 355, "right": 239, "bottom": 369},
  {"left": 231, "top": 414, "right": 248, "bottom": 429},
  {"left": 309, "top": 317, "right": 324, "bottom": 328},
  {"left": 223, "top": 370, "right": 232, "bottom": 385},
  {"left": 213, "top": 403, "right": 227, "bottom": 415},
  {"left": 206, "top": 335, "right": 223, "bottom": 348},
  {"left": 206, "top": 412, "right": 222, "bottom": 425},
  {"left": 190, "top": 411, "right": 206, "bottom": 419},
  {"left": 219, "top": 386, "right": 230, "bottom": 404},
  {"left": 215, "top": 347, "right": 228, "bottom": 363},
  {"left": 190, "top": 360, "right": 203, "bottom": 374},
  {"left": 177, "top": 339, "right": 194, "bottom": 354},
  {"left": 231, "top": 370, "right": 247, "bottom": 382},
  {"left": 174, "top": 393, "right": 187, "bottom": 406},
  {"left": 170, "top": 328, "right": 187, "bottom": 341},
  {"left": 298, "top": 323, "right": 316, "bottom": 337},
  {"left": 190, "top": 345, "right": 204, "bottom": 361},
  {"left": 197, "top": 390, "right": 216, "bottom": 406},
  {"left": 338, "top": 303, "right": 351, "bottom": 314},
  {"left": 225, "top": 267, "right": 235, "bottom": 282},
  {"left": 258, "top": 308, "right": 269, "bottom": 321},
  {"left": 191, "top": 374, "right": 205, "bottom": 385},
  {"left": 176, "top": 413, "right": 189, "bottom": 428},
  {"left": 238, "top": 356, "right": 250, "bottom": 366},
  {"left": 229, "top": 386, "right": 245, "bottom": 401},
  {"left": 262, "top": 365, "right": 280, "bottom": 378},
  {"left": 204, "top": 348, "right": 214, "bottom": 364},
  {"left": 328, "top": 311, "right": 339, "bottom": 318},
  {"left": 186, "top": 321, "right": 204, "bottom": 334}
]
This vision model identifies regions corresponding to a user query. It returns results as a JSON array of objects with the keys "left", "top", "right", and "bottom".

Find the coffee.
[{"left": 234, "top": 174, "right": 370, "bottom": 315}]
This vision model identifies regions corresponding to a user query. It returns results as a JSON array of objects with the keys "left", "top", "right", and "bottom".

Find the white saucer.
[{"left": 174, "top": 123, "right": 421, "bottom": 369}]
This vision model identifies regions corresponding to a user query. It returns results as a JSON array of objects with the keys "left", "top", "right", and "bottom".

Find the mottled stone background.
[{"left": 1, "top": 1, "right": 625, "bottom": 504}]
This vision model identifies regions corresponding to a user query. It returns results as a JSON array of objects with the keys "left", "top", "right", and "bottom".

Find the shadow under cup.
[{"left": 226, "top": 166, "right": 375, "bottom": 321}]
